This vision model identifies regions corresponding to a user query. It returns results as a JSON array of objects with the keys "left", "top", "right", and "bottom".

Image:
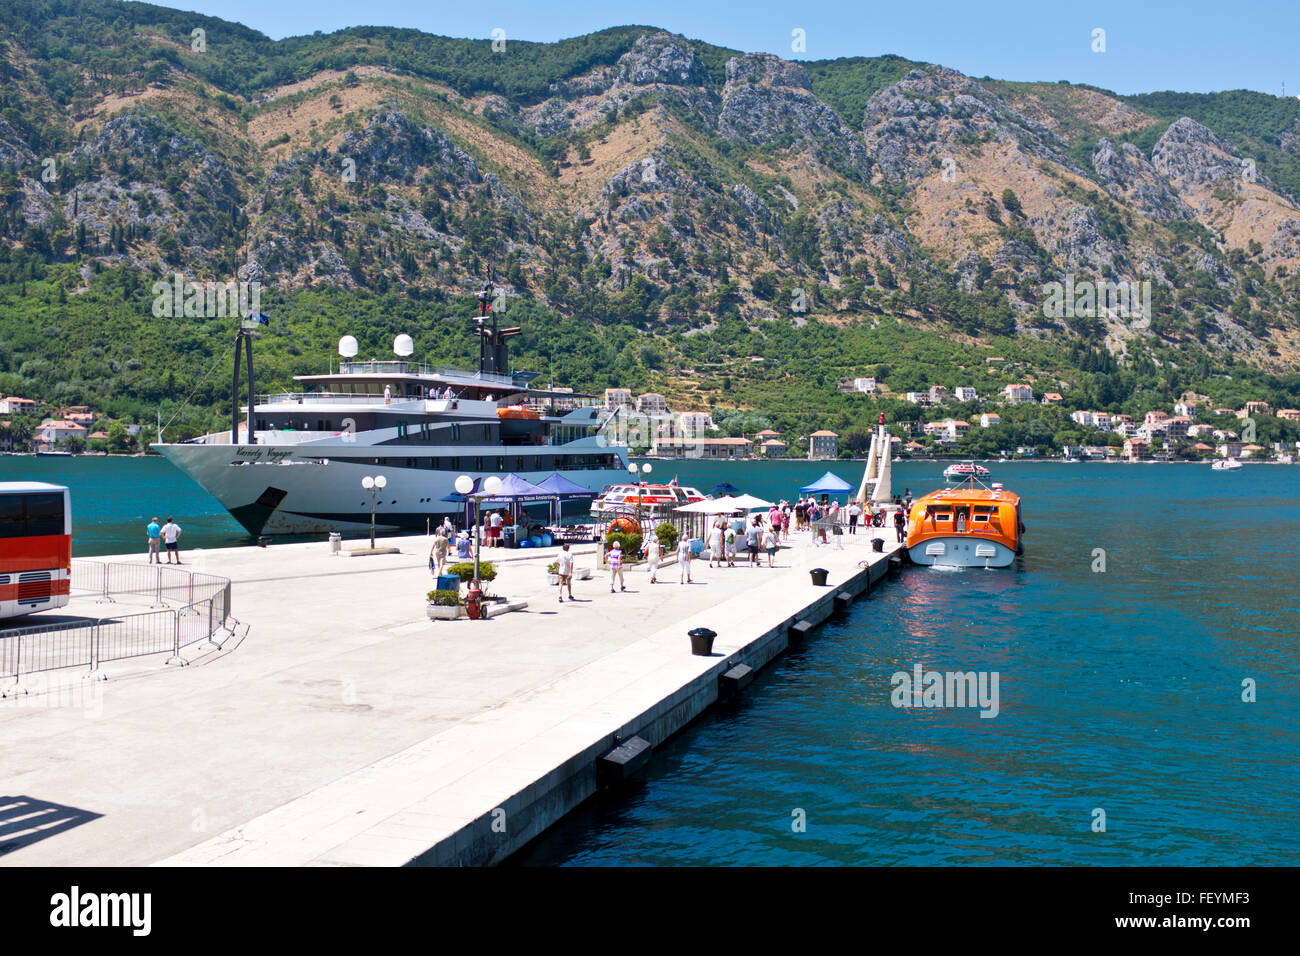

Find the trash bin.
[
  {"left": 810, "top": 568, "right": 829, "bottom": 586},
  {"left": 502, "top": 526, "right": 516, "bottom": 549},
  {"left": 436, "top": 574, "right": 460, "bottom": 592},
  {"left": 688, "top": 627, "right": 717, "bottom": 656},
  {"left": 872, "top": 538, "right": 884, "bottom": 552},
  {"left": 328, "top": 531, "right": 341, "bottom": 554}
]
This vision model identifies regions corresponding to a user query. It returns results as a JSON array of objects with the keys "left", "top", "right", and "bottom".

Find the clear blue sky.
[{"left": 173, "top": 0, "right": 1297, "bottom": 97}]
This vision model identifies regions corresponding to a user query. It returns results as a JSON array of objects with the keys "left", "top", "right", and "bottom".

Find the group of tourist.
[{"left": 427, "top": 484, "right": 921, "bottom": 606}]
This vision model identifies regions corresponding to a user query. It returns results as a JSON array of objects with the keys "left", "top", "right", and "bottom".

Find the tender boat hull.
[{"left": 908, "top": 536, "right": 1017, "bottom": 568}]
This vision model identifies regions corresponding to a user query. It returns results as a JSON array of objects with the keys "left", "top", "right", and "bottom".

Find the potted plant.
[
  {"left": 426, "top": 588, "right": 463, "bottom": 621},
  {"left": 447, "top": 561, "right": 497, "bottom": 585},
  {"left": 546, "top": 560, "right": 560, "bottom": 585}
]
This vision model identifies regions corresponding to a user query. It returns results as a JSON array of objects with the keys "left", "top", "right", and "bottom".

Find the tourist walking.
[
  {"left": 430, "top": 530, "right": 449, "bottom": 576},
  {"left": 848, "top": 500, "right": 861, "bottom": 534},
  {"left": 724, "top": 524, "right": 736, "bottom": 567},
  {"left": 608, "top": 540, "right": 625, "bottom": 592},
  {"left": 763, "top": 524, "right": 777, "bottom": 567},
  {"left": 708, "top": 522, "right": 723, "bottom": 568},
  {"left": 677, "top": 534, "right": 693, "bottom": 583},
  {"left": 747, "top": 518, "right": 761, "bottom": 566},
  {"left": 894, "top": 507, "right": 907, "bottom": 544},
  {"left": 646, "top": 534, "right": 661, "bottom": 583},
  {"left": 795, "top": 499, "right": 806, "bottom": 531},
  {"left": 439, "top": 515, "right": 454, "bottom": 537},
  {"left": 146, "top": 516, "right": 162, "bottom": 564},
  {"left": 903, "top": 488, "right": 914, "bottom": 511},
  {"left": 160, "top": 516, "right": 182, "bottom": 564},
  {"left": 556, "top": 543, "right": 575, "bottom": 602}
]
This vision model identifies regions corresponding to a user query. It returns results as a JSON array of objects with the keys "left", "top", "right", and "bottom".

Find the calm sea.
[{"left": 5, "top": 453, "right": 1298, "bottom": 865}]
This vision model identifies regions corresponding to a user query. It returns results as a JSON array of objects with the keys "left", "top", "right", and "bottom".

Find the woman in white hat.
[{"left": 608, "top": 540, "right": 625, "bottom": 592}]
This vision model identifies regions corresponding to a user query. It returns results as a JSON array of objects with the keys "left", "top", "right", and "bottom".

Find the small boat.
[
  {"left": 1211, "top": 458, "right": 1243, "bottom": 471},
  {"left": 943, "top": 462, "right": 991, "bottom": 480},
  {"left": 590, "top": 481, "right": 707, "bottom": 519},
  {"left": 905, "top": 479, "right": 1024, "bottom": 568}
]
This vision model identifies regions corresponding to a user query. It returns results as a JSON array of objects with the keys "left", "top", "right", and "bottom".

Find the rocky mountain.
[{"left": 1, "top": 0, "right": 1299, "bottom": 421}]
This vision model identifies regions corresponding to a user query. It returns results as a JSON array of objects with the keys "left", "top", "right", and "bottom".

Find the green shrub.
[
  {"left": 603, "top": 531, "right": 643, "bottom": 558},
  {"left": 426, "top": 589, "right": 460, "bottom": 606},
  {"left": 654, "top": 522, "right": 679, "bottom": 551},
  {"left": 447, "top": 561, "right": 496, "bottom": 582},
  {"left": 546, "top": 560, "right": 559, "bottom": 574}
]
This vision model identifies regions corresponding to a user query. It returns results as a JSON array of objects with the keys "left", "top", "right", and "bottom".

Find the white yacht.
[
  {"left": 155, "top": 315, "right": 629, "bottom": 536},
  {"left": 1211, "top": 458, "right": 1243, "bottom": 471}
]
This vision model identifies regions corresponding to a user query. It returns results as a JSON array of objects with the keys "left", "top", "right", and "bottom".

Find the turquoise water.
[
  {"left": 5, "top": 454, "right": 1299, "bottom": 865},
  {"left": 512, "top": 461, "right": 1300, "bottom": 866}
]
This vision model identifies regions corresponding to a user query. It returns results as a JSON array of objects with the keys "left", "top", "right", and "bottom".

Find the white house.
[
  {"left": 604, "top": 388, "right": 632, "bottom": 409},
  {"left": 636, "top": 393, "right": 669, "bottom": 415},
  {"left": 980, "top": 413, "right": 1002, "bottom": 428},
  {"left": 954, "top": 386, "right": 978, "bottom": 403},
  {"left": 1003, "top": 384, "right": 1034, "bottom": 405},
  {"left": 37, "top": 420, "right": 88, "bottom": 445},
  {"left": 852, "top": 377, "right": 877, "bottom": 393},
  {"left": 923, "top": 419, "right": 970, "bottom": 443}
]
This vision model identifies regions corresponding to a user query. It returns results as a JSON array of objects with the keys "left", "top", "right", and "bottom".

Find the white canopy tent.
[
  {"left": 728, "top": 493, "right": 775, "bottom": 510},
  {"left": 675, "top": 496, "right": 744, "bottom": 515}
]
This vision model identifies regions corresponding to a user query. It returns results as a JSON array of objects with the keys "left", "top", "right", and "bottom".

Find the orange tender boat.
[
  {"left": 496, "top": 406, "right": 541, "bottom": 420},
  {"left": 905, "top": 480, "right": 1024, "bottom": 568}
]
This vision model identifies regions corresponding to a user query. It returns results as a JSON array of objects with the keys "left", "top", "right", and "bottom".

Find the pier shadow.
[
  {"left": 0, "top": 612, "right": 103, "bottom": 632},
  {"left": 0, "top": 795, "right": 103, "bottom": 857}
]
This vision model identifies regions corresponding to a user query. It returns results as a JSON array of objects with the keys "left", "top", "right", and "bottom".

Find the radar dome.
[
  {"left": 338, "top": 335, "right": 359, "bottom": 358},
  {"left": 393, "top": 334, "right": 414, "bottom": 357}
]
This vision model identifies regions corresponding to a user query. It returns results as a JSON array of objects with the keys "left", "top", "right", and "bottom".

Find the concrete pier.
[{"left": 0, "top": 525, "right": 901, "bottom": 866}]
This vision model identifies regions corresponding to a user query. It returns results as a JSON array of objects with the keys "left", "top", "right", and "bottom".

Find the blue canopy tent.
[
  {"left": 536, "top": 473, "right": 598, "bottom": 524},
  {"left": 477, "top": 474, "right": 560, "bottom": 546},
  {"left": 800, "top": 471, "right": 853, "bottom": 495}
]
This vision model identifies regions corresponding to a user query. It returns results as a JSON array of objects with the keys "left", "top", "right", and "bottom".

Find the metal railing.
[{"left": 2, "top": 564, "right": 234, "bottom": 693}]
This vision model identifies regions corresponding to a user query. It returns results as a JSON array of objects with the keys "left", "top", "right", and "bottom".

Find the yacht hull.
[{"left": 156, "top": 442, "right": 629, "bottom": 536}]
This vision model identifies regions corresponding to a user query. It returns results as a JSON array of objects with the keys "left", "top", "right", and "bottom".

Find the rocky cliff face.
[{"left": 1, "top": 21, "right": 1297, "bottom": 357}]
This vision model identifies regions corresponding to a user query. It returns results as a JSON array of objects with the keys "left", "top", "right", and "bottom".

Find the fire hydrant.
[{"left": 465, "top": 583, "right": 484, "bottom": 621}]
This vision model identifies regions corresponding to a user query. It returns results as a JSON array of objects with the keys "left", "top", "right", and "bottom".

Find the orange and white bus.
[{"left": 0, "top": 482, "right": 72, "bottom": 619}]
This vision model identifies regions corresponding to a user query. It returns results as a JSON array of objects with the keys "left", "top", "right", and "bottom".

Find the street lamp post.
[
  {"left": 361, "top": 475, "right": 387, "bottom": 549},
  {"left": 455, "top": 474, "right": 502, "bottom": 591},
  {"left": 628, "top": 461, "right": 652, "bottom": 526}
]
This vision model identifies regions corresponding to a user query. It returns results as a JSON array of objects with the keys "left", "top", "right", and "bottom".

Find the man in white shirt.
[
  {"left": 489, "top": 510, "right": 504, "bottom": 548},
  {"left": 160, "top": 517, "right": 183, "bottom": 564},
  {"left": 556, "top": 544, "right": 575, "bottom": 602},
  {"left": 708, "top": 523, "right": 723, "bottom": 568},
  {"left": 676, "top": 535, "right": 693, "bottom": 584}
]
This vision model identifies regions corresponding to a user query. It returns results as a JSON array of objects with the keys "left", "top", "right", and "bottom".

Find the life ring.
[{"left": 607, "top": 515, "right": 640, "bottom": 535}]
